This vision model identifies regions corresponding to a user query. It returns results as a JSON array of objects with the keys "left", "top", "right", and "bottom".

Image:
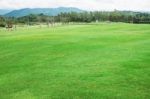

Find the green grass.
[{"left": 0, "top": 23, "right": 150, "bottom": 99}]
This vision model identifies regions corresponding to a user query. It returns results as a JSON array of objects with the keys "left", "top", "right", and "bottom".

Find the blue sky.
[{"left": 0, "top": 0, "right": 150, "bottom": 11}]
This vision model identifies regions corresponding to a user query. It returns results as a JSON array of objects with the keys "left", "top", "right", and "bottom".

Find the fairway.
[{"left": 0, "top": 23, "right": 150, "bottom": 99}]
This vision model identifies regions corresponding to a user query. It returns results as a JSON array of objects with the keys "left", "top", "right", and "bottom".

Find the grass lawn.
[{"left": 0, "top": 23, "right": 150, "bottom": 99}]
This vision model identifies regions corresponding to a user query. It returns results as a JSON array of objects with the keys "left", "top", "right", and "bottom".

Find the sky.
[{"left": 0, "top": 0, "right": 150, "bottom": 11}]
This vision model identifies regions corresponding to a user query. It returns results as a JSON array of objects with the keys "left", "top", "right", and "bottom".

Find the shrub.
[{"left": 0, "top": 23, "right": 6, "bottom": 27}]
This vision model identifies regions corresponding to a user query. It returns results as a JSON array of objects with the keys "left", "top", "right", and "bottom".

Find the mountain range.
[
  {"left": 0, "top": 9, "right": 12, "bottom": 15},
  {"left": 1, "top": 7, "right": 83, "bottom": 17}
]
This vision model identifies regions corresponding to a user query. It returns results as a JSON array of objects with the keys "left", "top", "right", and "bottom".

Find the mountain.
[
  {"left": 0, "top": 9, "right": 12, "bottom": 15},
  {"left": 5, "top": 7, "right": 83, "bottom": 17}
]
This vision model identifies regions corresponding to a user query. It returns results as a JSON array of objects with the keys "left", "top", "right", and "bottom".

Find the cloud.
[{"left": 0, "top": 0, "right": 149, "bottom": 11}]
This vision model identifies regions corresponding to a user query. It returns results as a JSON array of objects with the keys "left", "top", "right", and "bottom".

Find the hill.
[
  {"left": 0, "top": 9, "right": 12, "bottom": 15},
  {"left": 5, "top": 7, "right": 83, "bottom": 17}
]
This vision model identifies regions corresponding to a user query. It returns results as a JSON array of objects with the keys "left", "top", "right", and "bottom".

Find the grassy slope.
[{"left": 0, "top": 23, "right": 150, "bottom": 99}]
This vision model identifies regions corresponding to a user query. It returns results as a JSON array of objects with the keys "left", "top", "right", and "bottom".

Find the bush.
[{"left": 0, "top": 23, "right": 5, "bottom": 27}]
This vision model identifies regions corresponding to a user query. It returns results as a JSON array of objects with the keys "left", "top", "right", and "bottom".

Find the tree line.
[{"left": 0, "top": 10, "right": 150, "bottom": 27}]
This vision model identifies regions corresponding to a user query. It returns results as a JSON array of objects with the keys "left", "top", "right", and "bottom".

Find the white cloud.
[{"left": 0, "top": 0, "right": 149, "bottom": 11}]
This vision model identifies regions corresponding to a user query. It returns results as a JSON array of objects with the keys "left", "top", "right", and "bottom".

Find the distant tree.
[
  {"left": 12, "top": 11, "right": 150, "bottom": 25},
  {"left": 0, "top": 16, "right": 6, "bottom": 27}
]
